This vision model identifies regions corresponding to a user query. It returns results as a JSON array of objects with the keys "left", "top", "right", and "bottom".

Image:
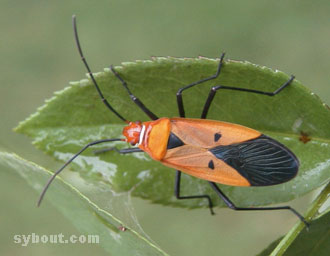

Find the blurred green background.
[{"left": 1, "top": 1, "right": 329, "bottom": 255}]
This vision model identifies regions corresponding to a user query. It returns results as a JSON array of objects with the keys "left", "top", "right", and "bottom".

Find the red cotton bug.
[{"left": 38, "top": 15, "right": 308, "bottom": 227}]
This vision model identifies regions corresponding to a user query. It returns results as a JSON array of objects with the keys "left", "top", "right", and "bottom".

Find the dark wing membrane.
[{"left": 209, "top": 135, "right": 299, "bottom": 186}]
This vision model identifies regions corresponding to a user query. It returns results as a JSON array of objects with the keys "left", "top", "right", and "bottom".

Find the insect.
[{"left": 38, "top": 15, "right": 308, "bottom": 227}]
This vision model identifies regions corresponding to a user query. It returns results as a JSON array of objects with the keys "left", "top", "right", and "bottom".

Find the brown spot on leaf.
[
  {"left": 299, "top": 131, "right": 311, "bottom": 144},
  {"left": 118, "top": 225, "right": 127, "bottom": 232}
]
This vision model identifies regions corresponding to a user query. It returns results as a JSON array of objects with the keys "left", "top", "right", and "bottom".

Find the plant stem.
[{"left": 270, "top": 182, "right": 330, "bottom": 256}]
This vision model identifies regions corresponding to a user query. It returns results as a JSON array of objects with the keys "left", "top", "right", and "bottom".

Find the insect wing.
[
  {"left": 162, "top": 145, "right": 251, "bottom": 186},
  {"left": 162, "top": 127, "right": 299, "bottom": 187},
  {"left": 209, "top": 135, "right": 299, "bottom": 186}
]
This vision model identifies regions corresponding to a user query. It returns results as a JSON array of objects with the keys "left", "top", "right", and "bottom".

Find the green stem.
[{"left": 270, "top": 182, "right": 330, "bottom": 256}]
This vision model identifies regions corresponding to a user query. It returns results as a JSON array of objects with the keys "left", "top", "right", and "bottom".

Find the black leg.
[
  {"left": 208, "top": 182, "right": 309, "bottom": 227},
  {"left": 174, "top": 53, "right": 224, "bottom": 215},
  {"left": 201, "top": 75, "right": 295, "bottom": 119},
  {"left": 94, "top": 147, "right": 143, "bottom": 154},
  {"left": 110, "top": 65, "right": 159, "bottom": 120},
  {"left": 176, "top": 53, "right": 225, "bottom": 118},
  {"left": 175, "top": 170, "right": 215, "bottom": 215}
]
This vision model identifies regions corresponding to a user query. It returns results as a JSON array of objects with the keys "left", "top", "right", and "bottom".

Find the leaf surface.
[
  {"left": 0, "top": 152, "right": 168, "bottom": 255},
  {"left": 16, "top": 57, "right": 330, "bottom": 208}
]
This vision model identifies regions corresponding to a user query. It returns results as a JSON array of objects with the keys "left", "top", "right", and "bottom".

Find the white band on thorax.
[{"left": 138, "top": 125, "right": 146, "bottom": 145}]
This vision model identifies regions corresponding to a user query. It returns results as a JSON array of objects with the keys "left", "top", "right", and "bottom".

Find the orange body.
[{"left": 123, "top": 117, "right": 263, "bottom": 187}]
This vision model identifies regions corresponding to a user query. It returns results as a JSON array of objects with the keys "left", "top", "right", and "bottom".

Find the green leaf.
[
  {"left": 258, "top": 182, "right": 330, "bottom": 256},
  {"left": 0, "top": 152, "right": 168, "bottom": 255},
  {"left": 258, "top": 213, "right": 330, "bottom": 256},
  {"left": 284, "top": 212, "right": 330, "bottom": 255},
  {"left": 15, "top": 57, "right": 330, "bottom": 208}
]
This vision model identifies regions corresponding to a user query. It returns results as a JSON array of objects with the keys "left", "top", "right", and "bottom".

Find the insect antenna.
[
  {"left": 72, "top": 15, "right": 128, "bottom": 123},
  {"left": 37, "top": 137, "right": 124, "bottom": 207}
]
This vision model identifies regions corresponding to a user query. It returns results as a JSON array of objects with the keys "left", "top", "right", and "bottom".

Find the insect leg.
[
  {"left": 110, "top": 66, "right": 159, "bottom": 120},
  {"left": 208, "top": 182, "right": 309, "bottom": 227},
  {"left": 37, "top": 138, "right": 123, "bottom": 207},
  {"left": 175, "top": 171, "right": 215, "bottom": 215},
  {"left": 201, "top": 75, "right": 295, "bottom": 119},
  {"left": 174, "top": 54, "right": 224, "bottom": 215},
  {"left": 177, "top": 53, "right": 225, "bottom": 117},
  {"left": 94, "top": 147, "right": 143, "bottom": 154}
]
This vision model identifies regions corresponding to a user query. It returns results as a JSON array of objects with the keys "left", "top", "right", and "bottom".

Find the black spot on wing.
[
  {"left": 208, "top": 160, "right": 215, "bottom": 170},
  {"left": 214, "top": 133, "right": 222, "bottom": 142},
  {"left": 167, "top": 132, "right": 184, "bottom": 149},
  {"left": 208, "top": 135, "right": 299, "bottom": 186}
]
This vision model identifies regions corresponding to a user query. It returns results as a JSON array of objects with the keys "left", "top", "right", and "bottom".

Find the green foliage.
[
  {"left": 258, "top": 183, "right": 330, "bottom": 256},
  {"left": 0, "top": 152, "right": 168, "bottom": 256},
  {"left": 15, "top": 58, "right": 330, "bottom": 209},
  {"left": 284, "top": 211, "right": 330, "bottom": 256}
]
